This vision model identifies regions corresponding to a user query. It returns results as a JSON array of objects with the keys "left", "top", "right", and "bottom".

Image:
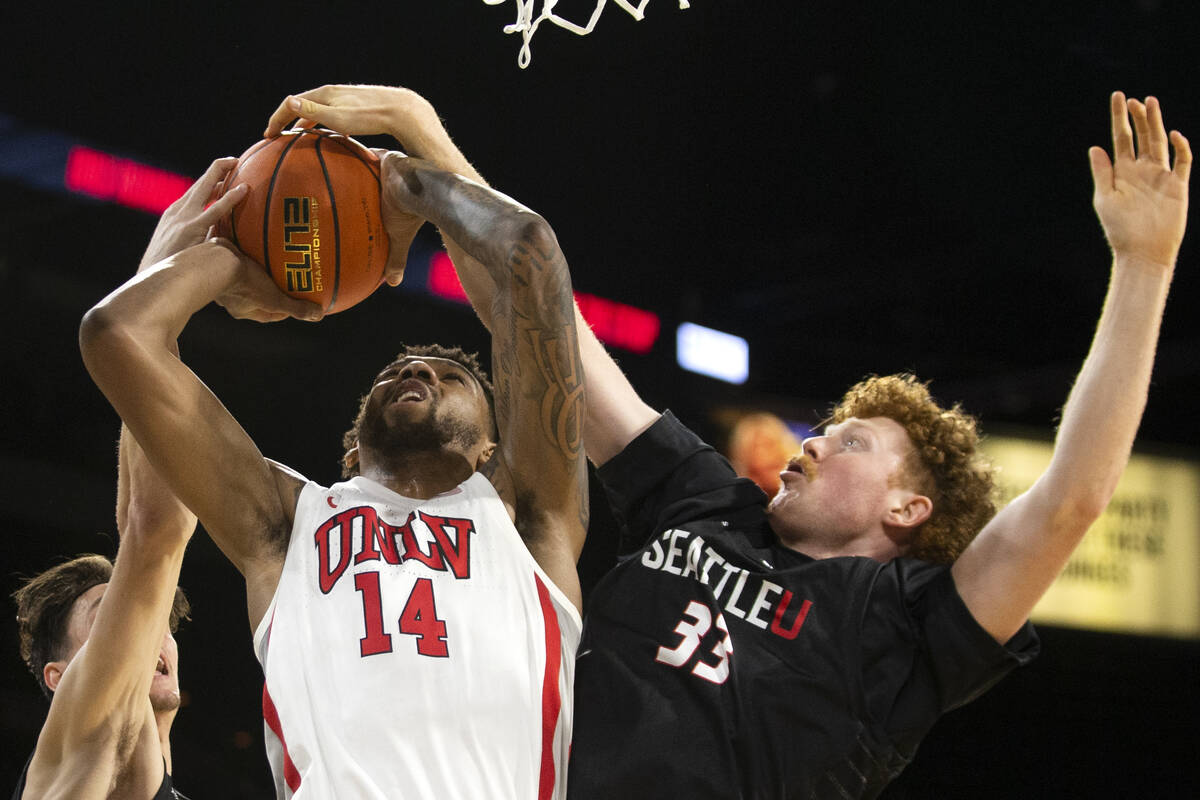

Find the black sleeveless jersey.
[
  {"left": 568, "top": 412, "right": 1039, "bottom": 799},
  {"left": 13, "top": 751, "right": 190, "bottom": 800}
]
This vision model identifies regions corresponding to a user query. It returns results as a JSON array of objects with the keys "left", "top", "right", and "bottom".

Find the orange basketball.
[{"left": 216, "top": 128, "right": 389, "bottom": 314}]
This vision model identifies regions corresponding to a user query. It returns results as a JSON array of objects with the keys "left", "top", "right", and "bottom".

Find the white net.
[{"left": 483, "top": 0, "right": 691, "bottom": 68}]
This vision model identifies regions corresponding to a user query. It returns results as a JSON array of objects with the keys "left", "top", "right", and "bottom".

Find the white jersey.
[{"left": 253, "top": 472, "right": 581, "bottom": 800}]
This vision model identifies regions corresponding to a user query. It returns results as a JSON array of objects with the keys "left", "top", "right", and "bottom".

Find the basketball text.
[{"left": 281, "top": 197, "right": 324, "bottom": 293}]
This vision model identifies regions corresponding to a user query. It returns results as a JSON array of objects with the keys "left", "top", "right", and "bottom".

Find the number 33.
[{"left": 655, "top": 600, "right": 733, "bottom": 684}]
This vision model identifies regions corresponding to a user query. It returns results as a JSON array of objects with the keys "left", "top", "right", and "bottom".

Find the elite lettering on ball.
[{"left": 216, "top": 128, "right": 389, "bottom": 314}]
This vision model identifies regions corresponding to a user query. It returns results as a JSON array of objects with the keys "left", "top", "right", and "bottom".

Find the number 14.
[{"left": 354, "top": 571, "right": 449, "bottom": 658}]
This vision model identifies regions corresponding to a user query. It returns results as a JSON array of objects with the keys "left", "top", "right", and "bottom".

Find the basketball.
[{"left": 215, "top": 128, "right": 389, "bottom": 314}]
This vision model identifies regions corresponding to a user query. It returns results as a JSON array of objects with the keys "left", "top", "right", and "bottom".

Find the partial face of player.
[
  {"left": 766, "top": 416, "right": 930, "bottom": 560},
  {"left": 47, "top": 583, "right": 183, "bottom": 713},
  {"left": 360, "top": 357, "right": 493, "bottom": 456}
]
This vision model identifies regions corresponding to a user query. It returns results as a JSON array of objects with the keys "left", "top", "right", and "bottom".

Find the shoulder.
[
  {"left": 267, "top": 458, "right": 310, "bottom": 507},
  {"left": 11, "top": 749, "right": 32, "bottom": 799},
  {"left": 863, "top": 557, "right": 1039, "bottom": 659},
  {"left": 477, "top": 455, "right": 518, "bottom": 521},
  {"left": 264, "top": 460, "right": 313, "bottom": 540},
  {"left": 600, "top": 411, "right": 764, "bottom": 503},
  {"left": 266, "top": 458, "right": 309, "bottom": 485}
]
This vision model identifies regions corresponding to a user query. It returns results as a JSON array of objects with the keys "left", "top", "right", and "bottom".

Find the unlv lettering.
[
  {"left": 315, "top": 507, "right": 357, "bottom": 593},
  {"left": 313, "top": 505, "right": 475, "bottom": 593},
  {"left": 419, "top": 511, "right": 475, "bottom": 579}
]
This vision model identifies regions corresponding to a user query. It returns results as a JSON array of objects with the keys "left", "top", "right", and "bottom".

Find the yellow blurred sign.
[{"left": 984, "top": 435, "right": 1200, "bottom": 638}]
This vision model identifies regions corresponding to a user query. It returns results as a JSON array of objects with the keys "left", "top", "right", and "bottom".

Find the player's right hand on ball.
[
  {"left": 209, "top": 239, "right": 325, "bottom": 323},
  {"left": 378, "top": 150, "right": 428, "bottom": 287}
]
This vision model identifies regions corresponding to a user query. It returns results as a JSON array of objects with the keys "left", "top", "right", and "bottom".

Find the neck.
[
  {"left": 155, "top": 709, "right": 174, "bottom": 774},
  {"left": 773, "top": 524, "right": 905, "bottom": 564},
  {"left": 358, "top": 448, "right": 477, "bottom": 499}
]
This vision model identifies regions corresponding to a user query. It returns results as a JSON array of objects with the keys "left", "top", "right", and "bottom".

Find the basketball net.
[{"left": 483, "top": 0, "right": 691, "bottom": 68}]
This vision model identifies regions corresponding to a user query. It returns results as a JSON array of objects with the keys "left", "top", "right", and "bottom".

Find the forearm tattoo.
[{"left": 410, "top": 166, "right": 588, "bottom": 527}]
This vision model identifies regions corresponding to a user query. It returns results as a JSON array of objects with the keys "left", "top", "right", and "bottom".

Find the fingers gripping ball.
[{"left": 215, "top": 128, "right": 389, "bottom": 314}]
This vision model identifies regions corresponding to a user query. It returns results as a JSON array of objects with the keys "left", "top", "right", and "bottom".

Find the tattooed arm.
[
  {"left": 261, "top": 85, "right": 657, "bottom": 467},
  {"left": 381, "top": 154, "right": 587, "bottom": 610}
]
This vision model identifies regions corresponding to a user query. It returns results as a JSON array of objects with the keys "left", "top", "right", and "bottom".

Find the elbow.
[
  {"left": 1044, "top": 484, "right": 1112, "bottom": 534},
  {"left": 122, "top": 499, "right": 197, "bottom": 550},
  {"left": 79, "top": 303, "right": 120, "bottom": 368},
  {"left": 509, "top": 212, "right": 558, "bottom": 254},
  {"left": 499, "top": 211, "right": 560, "bottom": 265},
  {"left": 505, "top": 213, "right": 569, "bottom": 294},
  {"left": 79, "top": 302, "right": 139, "bottom": 383},
  {"left": 1064, "top": 490, "right": 1113, "bottom": 529},
  {"left": 1036, "top": 463, "right": 1121, "bottom": 531}
]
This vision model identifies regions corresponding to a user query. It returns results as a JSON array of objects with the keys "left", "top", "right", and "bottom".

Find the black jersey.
[
  {"left": 12, "top": 751, "right": 190, "bottom": 800},
  {"left": 569, "top": 412, "right": 1039, "bottom": 799}
]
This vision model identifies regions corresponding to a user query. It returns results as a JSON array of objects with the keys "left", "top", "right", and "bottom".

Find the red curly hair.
[{"left": 828, "top": 374, "right": 995, "bottom": 563}]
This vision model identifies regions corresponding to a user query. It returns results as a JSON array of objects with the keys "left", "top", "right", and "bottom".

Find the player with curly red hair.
[{"left": 557, "top": 92, "right": 1187, "bottom": 798}]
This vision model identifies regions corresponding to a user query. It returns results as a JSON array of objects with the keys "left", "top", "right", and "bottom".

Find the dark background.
[{"left": 2, "top": 1, "right": 1198, "bottom": 796}]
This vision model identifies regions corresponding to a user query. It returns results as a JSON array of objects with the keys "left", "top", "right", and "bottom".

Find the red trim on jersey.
[
  {"left": 263, "top": 682, "right": 302, "bottom": 793},
  {"left": 534, "top": 575, "right": 563, "bottom": 800}
]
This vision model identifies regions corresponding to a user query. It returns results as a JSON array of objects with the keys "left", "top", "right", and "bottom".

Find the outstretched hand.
[
  {"left": 262, "top": 84, "right": 441, "bottom": 145},
  {"left": 140, "top": 157, "right": 247, "bottom": 272},
  {"left": 1090, "top": 92, "right": 1191, "bottom": 269}
]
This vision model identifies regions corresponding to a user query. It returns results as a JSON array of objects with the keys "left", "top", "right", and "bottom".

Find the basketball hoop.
[{"left": 483, "top": 0, "right": 691, "bottom": 69}]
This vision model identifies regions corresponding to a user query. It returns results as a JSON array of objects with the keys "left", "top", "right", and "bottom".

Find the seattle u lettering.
[{"left": 642, "top": 529, "right": 812, "bottom": 640}]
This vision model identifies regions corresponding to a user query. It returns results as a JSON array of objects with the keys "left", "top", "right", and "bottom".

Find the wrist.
[
  {"left": 1112, "top": 250, "right": 1177, "bottom": 278},
  {"left": 388, "top": 96, "right": 466, "bottom": 171},
  {"left": 152, "top": 242, "right": 247, "bottom": 322}
]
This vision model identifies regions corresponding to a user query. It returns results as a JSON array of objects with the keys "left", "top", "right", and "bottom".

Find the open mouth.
[
  {"left": 392, "top": 378, "right": 430, "bottom": 404},
  {"left": 785, "top": 456, "right": 816, "bottom": 481},
  {"left": 155, "top": 655, "right": 168, "bottom": 676}
]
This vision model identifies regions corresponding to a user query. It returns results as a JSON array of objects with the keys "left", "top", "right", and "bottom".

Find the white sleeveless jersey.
[{"left": 253, "top": 472, "right": 581, "bottom": 800}]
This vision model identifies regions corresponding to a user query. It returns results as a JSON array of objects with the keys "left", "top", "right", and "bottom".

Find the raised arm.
[
  {"left": 22, "top": 173, "right": 234, "bottom": 793},
  {"left": 952, "top": 93, "right": 1191, "bottom": 643},
  {"left": 79, "top": 161, "right": 321, "bottom": 627},
  {"left": 265, "top": 84, "right": 659, "bottom": 465},
  {"left": 26, "top": 427, "right": 196, "bottom": 798},
  {"left": 377, "top": 155, "right": 587, "bottom": 607}
]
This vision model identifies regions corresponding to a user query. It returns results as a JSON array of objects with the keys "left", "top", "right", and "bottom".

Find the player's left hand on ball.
[
  {"left": 210, "top": 240, "right": 325, "bottom": 323},
  {"left": 379, "top": 151, "right": 428, "bottom": 287},
  {"left": 264, "top": 85, "right": 416, "bottom": 139},
  {"left": 140, "top": 158, "right": 246, "bottom": 272}
]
